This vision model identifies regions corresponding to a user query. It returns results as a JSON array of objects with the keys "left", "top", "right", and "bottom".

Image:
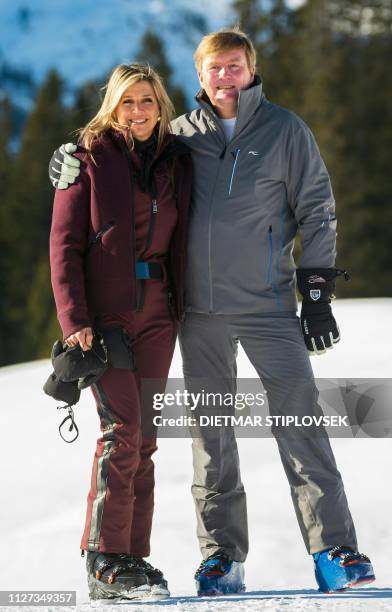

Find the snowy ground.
[{"left": 1, "top": 298, "right": 391, "bottom": 611}]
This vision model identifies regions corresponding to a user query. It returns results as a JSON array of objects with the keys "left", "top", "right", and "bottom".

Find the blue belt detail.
[
  {"left": 136, "top": 261, "right": 151, "bottom": 279},
  {"left": 136, "top": 261, "right": 163, "bottom": 280}
]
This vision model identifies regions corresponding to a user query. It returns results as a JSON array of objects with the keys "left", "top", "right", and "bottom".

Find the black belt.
[{"left": 135, "top": 261, "right": 163, "bottom": 280}]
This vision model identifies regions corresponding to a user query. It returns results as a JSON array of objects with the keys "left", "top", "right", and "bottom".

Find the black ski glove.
[
  {"left": 43, "top": 341, "right": 82, "bottom": 444},
  {"left": 297, "top": 268, "right": 350, "bottom": 356},
  {"left": 48, "top": 142, "right": 80, "bottom": 189},
  {"left": 52, "top": 335, "right": 109, "bottom": 388}
]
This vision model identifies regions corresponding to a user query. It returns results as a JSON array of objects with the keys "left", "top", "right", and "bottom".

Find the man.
[{"left": 49, "top": 28, "right": 375, "bottom": 595}]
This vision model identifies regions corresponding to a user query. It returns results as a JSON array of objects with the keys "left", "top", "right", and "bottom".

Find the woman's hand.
[{"left": 65, "top": 327, "right": 93, "bottom": 351}]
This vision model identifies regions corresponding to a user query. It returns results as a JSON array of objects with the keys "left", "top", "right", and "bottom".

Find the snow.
[{"left": 1, "top": 298, "right": 391, "bottom": 611}]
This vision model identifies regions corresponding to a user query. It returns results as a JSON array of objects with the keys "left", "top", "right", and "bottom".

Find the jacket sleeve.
[
  {"left": 49, "top": 164, "right": 91, "bottom": 339},
  {"left": 286, "top": 116, "right": 337, "bottom": 268}
]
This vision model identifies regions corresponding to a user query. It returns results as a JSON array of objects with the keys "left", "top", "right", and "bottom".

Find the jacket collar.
[
  {"left": 104, "top": 128, "right": 189, "bottom": 160},
  {"left": 195, "top": 75, "right": 265, "bottom": 139}
]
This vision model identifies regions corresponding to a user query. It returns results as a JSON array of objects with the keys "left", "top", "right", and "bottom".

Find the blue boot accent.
[
  {"left": 195, "top": 552, "right": 245, "bottom": 596},
  {"left": 313, "top": 546, "right": 375, "bottom": 593}
]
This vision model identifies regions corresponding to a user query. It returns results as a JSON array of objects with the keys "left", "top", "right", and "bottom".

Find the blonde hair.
[
  {"left": 78, "top": 63, "right": 174, "bottom": 152},
  {"left": 194, "top": 27, "right": 257, "bottom": 74}
]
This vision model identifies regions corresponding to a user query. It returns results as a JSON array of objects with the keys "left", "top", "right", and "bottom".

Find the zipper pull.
[
  {"left": 95, "top": 220, "right": 114, "bottom": 242},
  {"left": 152, "top": 199, "right": 158, "bottom": 213}
]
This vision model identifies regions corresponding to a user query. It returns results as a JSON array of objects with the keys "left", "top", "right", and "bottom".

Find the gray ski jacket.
[{"left": 171, "top": 78, "right": 337, "bottom": 315}]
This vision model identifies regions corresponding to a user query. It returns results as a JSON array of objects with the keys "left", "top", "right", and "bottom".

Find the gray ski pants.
[{"left": 179, "top": 312, "right": 357, "bottom": 561}]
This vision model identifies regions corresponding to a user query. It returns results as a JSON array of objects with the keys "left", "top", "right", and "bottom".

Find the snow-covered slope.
[{"left": 1, "top": 299, "right": 391, "bottom": 611}]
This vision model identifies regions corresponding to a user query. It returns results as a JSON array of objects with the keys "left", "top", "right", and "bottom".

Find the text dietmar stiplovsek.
[{"left": 152, "top": 415, "right": 349, "bottom": 428}]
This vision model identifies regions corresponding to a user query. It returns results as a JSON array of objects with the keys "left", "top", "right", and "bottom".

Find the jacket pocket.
[
  {"left": 86, "top": 220, "right": 115, "bottom": 252},
  {"left": 84, "top": 221, "right": 115, "bottom": 279},
  {"left": 265, "top": 226, "right": 283, "bottom": 309},
  {"left": 266, "top": 225, "right": 274, "bottom": 285}
]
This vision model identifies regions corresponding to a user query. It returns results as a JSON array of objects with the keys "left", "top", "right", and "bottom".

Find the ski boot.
[
  {"left": 314, "top": 546, "right": 375, "bottom": 593},
  {"left": 128, "top": 556, "right": 170, "bottom": 600},
  {"left": 86, "top": 551, "right": 151, "bottom": 604},
  {"left": 195, "top": 551, "right": 245, "bottom": 596}
]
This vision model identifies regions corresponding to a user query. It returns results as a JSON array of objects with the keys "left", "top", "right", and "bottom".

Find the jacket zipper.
[
  {"left": 117, "top": 136, "right": 185, "bottom": 311},
  {"left": 228, "top": 148, "right": 241, "bottom": 196},
  {"left": 197, "top": 101, "right": 228, "bottom": 313},
  {"left": 123, "top": 148, "right": 137, "bottom": 310},
  {"left": 139, "top": 198, "right": 158, "bottom": 259},
  {"left": 207, "top": 158, "right": 223, "bottom": 313},
  {"left": 208, "top": 147, "right": 240, "bottom": 311}
]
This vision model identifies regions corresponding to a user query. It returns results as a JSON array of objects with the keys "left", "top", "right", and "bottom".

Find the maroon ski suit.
[{"left": 50, "top": 129, "right": 192, "bottom": 555}]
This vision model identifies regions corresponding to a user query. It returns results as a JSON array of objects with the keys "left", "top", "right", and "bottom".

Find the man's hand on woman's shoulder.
[{"left": 49, "top": 142, "right": 81, "bottom": 189}]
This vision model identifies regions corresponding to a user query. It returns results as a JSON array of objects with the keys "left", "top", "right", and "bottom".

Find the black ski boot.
[
  {"left": 127, "top": 556, "right": 170, "bottom": 600},
  {"left": 86, "top": 551, "right": 151, "bottom": 604}
]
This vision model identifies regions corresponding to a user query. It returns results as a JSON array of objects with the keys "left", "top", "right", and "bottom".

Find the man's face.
[{"left": 198, "top": 48, "right": 254, "bottom": 119}]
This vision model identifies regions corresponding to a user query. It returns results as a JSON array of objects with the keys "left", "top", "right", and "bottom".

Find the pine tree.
[
  {"left": 290, "top": 1, "right": 345, "bottom": 160},
  {"left": 231, "top": 0, "right": 297, "bottom": 108},
  {"left": 137, "top": 30, "right": 188, "bottom": 116},
  {"left": 0, "top": 97, "right": 13, "bottom": 191},
  {"left": 3, "top": 70, "right": 70, "bottom": 363},
  {"left": 70, "top": 80, "right": 102, "bottom": 135},
  {"left": 231, "top": 0, "right": 269, "bottom": 44},
  {"left": 328, "top": 1, "right": 392, "bottom": 296},
  {"left": 24, "top": 254, "right": 61, "bottom": 357},
  {"left": 0, "top": 97, "right": 14, "bottom": 365}
]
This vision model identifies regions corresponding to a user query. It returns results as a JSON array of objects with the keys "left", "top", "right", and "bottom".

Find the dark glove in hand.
[
  {"left": 52, "top": 335, "right": 108, "bottom": 386},
  {"left": 297, "top": 268, "right": 348, "bottom": 355}
]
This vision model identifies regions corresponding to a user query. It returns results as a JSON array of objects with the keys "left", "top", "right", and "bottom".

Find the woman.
[{"left": 50, "top": 64, "right": 192, "bottom": 603}]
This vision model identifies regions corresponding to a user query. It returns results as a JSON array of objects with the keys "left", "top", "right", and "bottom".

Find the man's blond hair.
[{"left": 194, "top": 27, "right": 257, "bottom": 74}]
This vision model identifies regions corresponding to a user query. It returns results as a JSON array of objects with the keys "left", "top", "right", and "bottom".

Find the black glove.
[
  {"left": 43, "top": 371, "right": 81, "bottom": 406},
  {"left": 48, "top": 143, "right": 80, "bottom": 189},
  {"left": 52, "top": 335, "right": 109, "bottom": 388},
  {"left": 297, "top": 268, "right": 350, "bottom": 356}
]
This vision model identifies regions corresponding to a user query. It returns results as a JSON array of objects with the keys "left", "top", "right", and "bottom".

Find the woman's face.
[{"left": 116, "top": 81, "right": 160, "bottom": 141}]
